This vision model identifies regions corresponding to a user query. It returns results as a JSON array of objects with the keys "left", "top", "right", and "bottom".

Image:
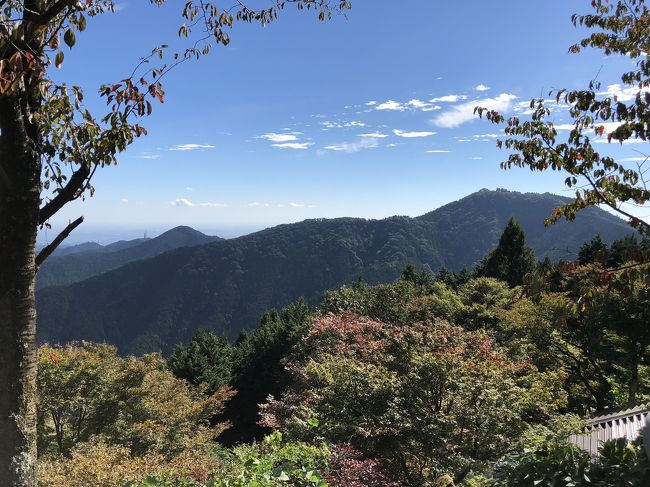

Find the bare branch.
[
  {"left": 35, "top": 215, "right": 83, "bottom": 267},
  {"left": 38, "top": 163, "right": 90, "bottom": 225}
]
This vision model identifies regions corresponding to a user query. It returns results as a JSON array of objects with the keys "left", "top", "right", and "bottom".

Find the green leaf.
[{"left": 64, "top": 29, "right": 76, "bottom": 48}]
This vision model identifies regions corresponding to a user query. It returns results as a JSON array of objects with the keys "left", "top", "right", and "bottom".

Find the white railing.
[{"left": 569, "top": 406, "right": 648, "bottom": 456}]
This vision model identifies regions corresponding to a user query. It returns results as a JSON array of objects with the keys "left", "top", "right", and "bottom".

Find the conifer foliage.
[{"left": 475, "top": 218, "right": 535, "bottom": 286}]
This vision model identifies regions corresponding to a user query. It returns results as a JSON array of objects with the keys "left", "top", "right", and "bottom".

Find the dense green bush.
[{"left": 492, "top": 438, "right": 650, "bottom": 487}]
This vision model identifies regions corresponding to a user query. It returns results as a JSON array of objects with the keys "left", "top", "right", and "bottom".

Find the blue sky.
[{"left": 44, "top": 0, "right": 649, "bottom": 243}]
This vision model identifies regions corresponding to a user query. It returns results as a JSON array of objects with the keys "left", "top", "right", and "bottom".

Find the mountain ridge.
[
  {"left": 37, "top": 225, "right": 222, "bottom": 289},
  {"left": 36, "top": 189, "right": 633, "bottom": 355}
]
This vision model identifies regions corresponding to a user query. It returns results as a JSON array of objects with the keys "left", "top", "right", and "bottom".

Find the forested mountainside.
[
  {"left": 36, "top": 189, "right": 632, "bottom": 355},
  {"left": 36, "top": 226, "right": 222, "bottom": 289},
  {"left": 49, "top": 236, "right": 150, "bottom": 257}
]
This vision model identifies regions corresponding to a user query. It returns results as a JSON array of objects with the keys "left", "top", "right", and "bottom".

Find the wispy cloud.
[
  {"left": 289, "top": 202, "right": 306, "bottom": 208},
  {"left": 171, "top": 198, "right": 228, "bottom": 208},
  {"left": 474, "top": 84, "right": 490, "bottom": 92},
  {"left": 429, "top": 94, "right": 468, "bottom": 103},
  {"left": 137, "top": 154, "right": 160, "bottom": 160},
  {"left": 120, "top": 198, "right": 129, "bottom": 203},
  {"left": 432, "top": 93, "right": 517, "bottom": 128},
  {"left": 272, "top": 142, "right": 313, "bottom": 150},
  {"left": 323, "top": 137, "right": 379, "bottom": 153},
  {"left": 426, "top": 150, "right": 451, "bottom": 153},
  {"left": 358, "top": 132, "right": 388, "bottom": 138},
  {"left": 374, "top": 98, "right": 439, "bottom": 112},
  {"left": 619, "top": 156, "right": 649, "bottom": 162},
  {"left": 321, "top": 120, "right": 366, "bottom": 129},
  {"left": 393, "top": 129, "right": 436, "bottom": 138},
  {"left": 258, "top": 132, "right": 300, "bottom": 143},
  {"left": 169, "top": 144, "right": 216, "bottom": 151}
]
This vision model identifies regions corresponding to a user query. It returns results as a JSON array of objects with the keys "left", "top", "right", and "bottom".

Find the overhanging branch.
[
  {"left": 39, "top": 163, "right": 90, "bottom": 225},
  {"left": 35, "top": 215, "right": 83, "bottom": 267}
]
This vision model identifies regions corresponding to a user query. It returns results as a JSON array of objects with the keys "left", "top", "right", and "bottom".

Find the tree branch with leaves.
[
  {"left": 0, "top": 1, "right": 351, "bottom": 485},
  {"left": 476, "top": 0, "right": 650, "bottom": 237}
]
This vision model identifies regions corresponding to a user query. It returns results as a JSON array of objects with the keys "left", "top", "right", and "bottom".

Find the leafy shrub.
[
  {"left": 37, "top": 343, "right": 233, "bottom": 486},
  {"left": 260, "top": 312, "right": 565, "bottom": 485},
  {"left": 492, "top": 438, "right": 650, "bottom": 487}
]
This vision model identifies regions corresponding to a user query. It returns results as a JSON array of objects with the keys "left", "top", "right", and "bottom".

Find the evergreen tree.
[
  {"left": 401, "top": 264, "right": 435, "bottom": 287},
  {"left": 577, "top": 234, "right": 609, "bottom": 265},
  {"left": 607, "top": 235, "right": 647, "bottom": 268},
  {"left": 475, "top": 218, "right": 535, "bottom": 287},
  {"left": 220, "top": 298, "right": 314, "bottom": 444},
  {"left": 168, "top": 329, "right": 234, "bottom": 394}
]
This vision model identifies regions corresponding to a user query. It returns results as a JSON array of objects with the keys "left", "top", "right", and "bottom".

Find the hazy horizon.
[{"left": 40, "top": 186, "right": 630, "bottom": 246}]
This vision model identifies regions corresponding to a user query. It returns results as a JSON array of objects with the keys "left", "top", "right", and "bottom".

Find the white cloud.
[
  {"left": 373, "top": 98, "right": 441, "bottom": 112},
  {"left": 324, "top": 137, "right": 379, "bottom": 153},
  {"left": 248, "top": 202, "right": 272, "bottom": 207},
  {"left": 426, "top": 150, "right": 451, "bottom": 153},
  {"left": 470, "top": 156, "right": 483, "bottom": 160},
  {"left": 120, "top": 198, "right": 129, "bottom": 203},
  {"left": 185, "top": 186, "right": 194, "bottom": 192},
  {"left": 366, "top": 101, "right": 377, "bottom": 106},
  {"left": 171, "top": 198, "right": 228, "bottom": 208},
  {"left": 594, "top": 138, "right": 649, "bottom": 144},
  {"left": 513, "top": 99, "right": 569, "bottom": 115},
  {"left": 169, "top": 144, "right": 216, "bottom": 151},
  {"left": 556, "top": 122, "right": 643, "bottom": 142},
  {"left": 272, "top": 142, "right": 313, "bottom": 150},
  {"left": 358, "top": 132, "right": 388, "bottom": 138},
  {"left": 321, "top": 120, "right": 366, "bottom": 129},
  {"left": 172, "top": 198, "right": 194, "bottom": 207},
  {"left": 376, "top": 100, "right": 407, "bottom": 111},
  {"left": 408, "top": 99, "right": 429, "bottom": 108},
  {"left": 429, "top": 94, "right": 468, "bottom": 103},
  {"left": 258, "top": 132, "right": 300, "bottom": 143},
  {"left": 597, "top": 84, "right": 650, "bottom": 102},
  {"left": 289, "top": 202, "right": 306, "bottom": 208},
  {"left": 432, "top": 93, "right": 517, "bottom": 128},
  {"left": 137, "top": 154, "right": 160, "bottom": 160},
  {"left": 472, "top": 133, "right": 500, "bottom": 138},
  {"left": 387, "top": 143, "right": 397, "bottom": 148},
  {"left": 619, "top": 156, "right": 649, "bottom": 162},
  {"left": 393, "top": 129, "right": 436, "bottom": 138},
  {"left": 474, "top": 84, "right": 491, "bottom": 92}
]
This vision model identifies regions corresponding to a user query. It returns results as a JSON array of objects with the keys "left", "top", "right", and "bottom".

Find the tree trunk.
[{"left": 0, "top": 93, "right": 41, "bottom": 486}]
